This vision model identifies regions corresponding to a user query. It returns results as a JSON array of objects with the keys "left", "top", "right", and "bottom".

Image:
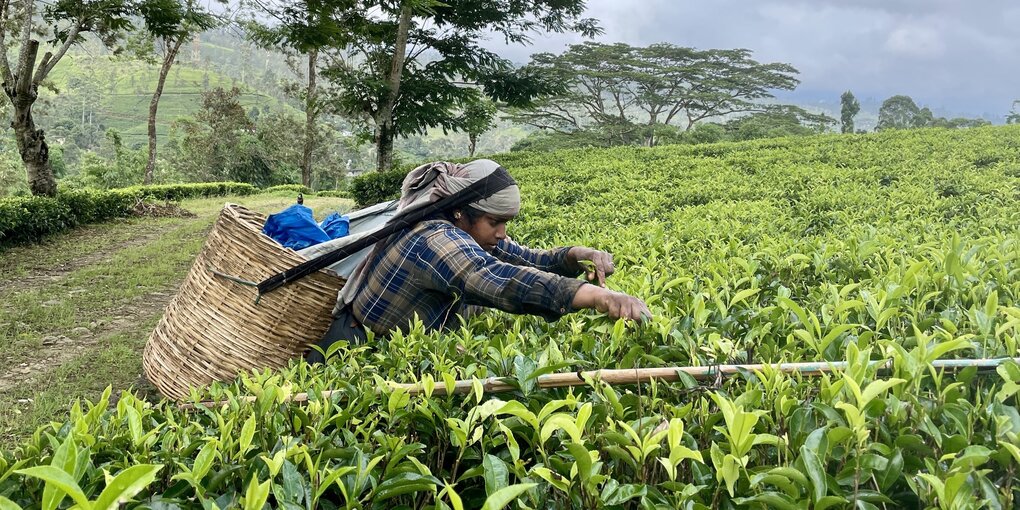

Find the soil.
[{"left": 0, "top": 226, "right": 167, "bottom": 296}]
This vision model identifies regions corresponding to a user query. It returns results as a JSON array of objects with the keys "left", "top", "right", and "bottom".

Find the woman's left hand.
[{"left": 568, "top": 247, "right": 615, "bottom": 287}]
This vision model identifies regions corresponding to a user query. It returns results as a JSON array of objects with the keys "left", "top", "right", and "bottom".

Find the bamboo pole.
[{"left": 181, "top": 357, "right": 1020, "bottom": 409}]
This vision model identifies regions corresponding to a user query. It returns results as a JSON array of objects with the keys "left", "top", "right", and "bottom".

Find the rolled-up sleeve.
[{"left": 419, "top": 228, "right": 584, "bottom": 321}]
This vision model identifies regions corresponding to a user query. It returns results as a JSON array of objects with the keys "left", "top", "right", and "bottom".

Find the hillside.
[
  {"left": 42, "top": 51, "right": 298, "bottom": 148},
  {"left": 1, "top": 126, "right": 1019, "bottom": 507}
]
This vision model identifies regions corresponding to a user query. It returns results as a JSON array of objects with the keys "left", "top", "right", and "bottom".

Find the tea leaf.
[
  {"left": 0, "top": 496, "right": 23, "bottom": 510},
  {"left": 482, "top": 454, "right": 509, "bottom": 496},
  {"left": 14, "top": 467, "right": 90, "bottom": 510},
  {"left": 238, "top": 414, "right": 256, "bottom": 458},
  {"left": 92, "top": 464, "right": 163, "bottom": 510},
  {"left": 480, "top": 483, "right": 537, "bottom": 510}
]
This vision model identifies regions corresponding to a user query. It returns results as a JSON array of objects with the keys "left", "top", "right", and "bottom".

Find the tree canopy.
[
  {"left": 840, "top": 90, "right": 860, "bottom": 134},
  {"left": 878, "top": 95, "right": 990, "bottom": 131},
  {"left": 251, "top": 0, "right": 600, "bottom": 171},
  {"left": 509, "top": 42, "right": 800, "bottom": 146},
  {"left": 1007, "top": 100, "right": 1020, "bottom": 124}
]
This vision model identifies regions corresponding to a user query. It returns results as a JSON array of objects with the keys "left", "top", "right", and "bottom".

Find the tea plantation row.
[{"left": 2, "top": 126, "right": 1019, "bottom": 509}]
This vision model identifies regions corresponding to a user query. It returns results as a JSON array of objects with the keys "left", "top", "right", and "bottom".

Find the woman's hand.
[
  {"left": 572, "top": 284, "right": 651, "bottom": 322},
  {"left": 568, "top": 247, "right": 615, "bottom": 287}
]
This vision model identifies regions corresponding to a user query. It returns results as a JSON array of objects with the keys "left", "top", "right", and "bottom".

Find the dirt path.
[
  {"left": 0, "top": 289, "right": 173, "bottom": 393},
  {"left": 0, "top": 223, "right": 168, "bottom": 296},
  {"left": 0, "top": 194, "right": 352, "bottom": 448}
]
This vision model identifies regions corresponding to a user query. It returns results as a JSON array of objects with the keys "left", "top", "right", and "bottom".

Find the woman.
[{"left": 308, "top": 159, "right": 650, "bottom": 362}]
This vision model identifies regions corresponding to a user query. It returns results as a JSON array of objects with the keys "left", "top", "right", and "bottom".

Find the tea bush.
[
  {"left": 262, "top": 184, "right": 314, "bottom": 195},
  {"left": 0, "top": 182, "right": 257, "bottom": 247},
  {"left": 2, "top": 126, "right": 1020, "bottom": 508},
  {"left": 314, "top": 189, "right": 350, "bottom": 198},
  {"left": 348, "top": 169, "right": 407, "bottom": 207}
]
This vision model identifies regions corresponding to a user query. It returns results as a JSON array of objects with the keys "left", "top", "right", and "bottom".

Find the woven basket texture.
[{"left": 143, "top": 203, "right": 344, "bottom": 400}]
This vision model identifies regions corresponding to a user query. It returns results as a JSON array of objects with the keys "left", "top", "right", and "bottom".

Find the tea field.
[{"left": 3, "top": 126, "right": 1020, "bottom": 509}]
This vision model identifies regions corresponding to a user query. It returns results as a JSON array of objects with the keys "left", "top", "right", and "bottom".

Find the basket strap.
[{"left": 256, "top": 166, "right": 516, "bottom": 297}]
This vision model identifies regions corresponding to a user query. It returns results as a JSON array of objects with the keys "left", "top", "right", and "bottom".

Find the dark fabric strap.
[{"left": 257, "top": 166, "right": 516, "bottom": 296}]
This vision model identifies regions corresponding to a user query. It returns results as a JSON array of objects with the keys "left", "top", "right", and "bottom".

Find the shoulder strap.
[{"left": 256, "top": 166, "right": 515, "bottom": 297}]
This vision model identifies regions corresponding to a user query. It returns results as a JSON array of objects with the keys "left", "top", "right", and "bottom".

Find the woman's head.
[
  {"left": 453, "top": 159, "right": 521, "bottom": 218},
  {"left": 445, "top": 205, "right": 513, "bottom": 252}
]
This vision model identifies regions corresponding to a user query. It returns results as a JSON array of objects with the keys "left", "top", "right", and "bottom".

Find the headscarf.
[
  {"left": 397, "top": 159, "right": 520, "bottom": 217},
  {"left": 335, "top": 159, "right": 519, "bottom": 310}
]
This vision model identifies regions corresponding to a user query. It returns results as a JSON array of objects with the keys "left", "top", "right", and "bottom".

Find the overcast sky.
[{"left": 483, "top": 0, "right": 1020, "bottom": 120}]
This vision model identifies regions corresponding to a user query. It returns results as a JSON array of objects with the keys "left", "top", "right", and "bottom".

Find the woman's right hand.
[{"left": 572, "top": 284, "right": 651, "bottom": 322}]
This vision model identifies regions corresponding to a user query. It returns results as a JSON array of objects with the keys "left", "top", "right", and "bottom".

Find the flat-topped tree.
[
  {"left": 511, "top": 42, "right": 800, "bottom": 147},
  {"left": 250, "top": 0, "right": 599, "bottom": 172},
  {"left": 0, "top": 0, "right": 137, "bottom": 196}
]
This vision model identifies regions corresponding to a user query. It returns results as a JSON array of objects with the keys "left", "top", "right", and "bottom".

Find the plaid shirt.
[{"left": 350, "top": 220, "right": 584, "bottom": 335}]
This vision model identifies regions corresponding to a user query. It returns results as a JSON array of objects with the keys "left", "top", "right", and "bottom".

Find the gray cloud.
[{"left": 484, "top": 0, "right": 1020, "bottom": 118}]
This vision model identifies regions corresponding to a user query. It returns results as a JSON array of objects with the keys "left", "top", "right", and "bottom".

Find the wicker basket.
[{"left": 143, "top": 203, "right": 344, "bottom": 400}]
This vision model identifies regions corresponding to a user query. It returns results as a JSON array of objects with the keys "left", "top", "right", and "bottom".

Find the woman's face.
[{"left": 456, "top": 212, "right": 513, "bottom": 252}]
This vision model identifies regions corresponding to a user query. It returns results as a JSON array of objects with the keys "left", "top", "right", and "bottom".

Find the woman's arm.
[
  {"left": 491, "top": 237, "right": 580, "bottom": 276},
  {"left": 424, "top": 227, "right": 650, "bottom": 322},
  {"left": 571, "top": 283, "right": 651, "bottom": 321}
]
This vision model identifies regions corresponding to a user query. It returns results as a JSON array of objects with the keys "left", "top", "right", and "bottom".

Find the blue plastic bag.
[
  {"left": 319, "top": 212, "right": 350, "bottom": 239},
  {"left": 263, "top": 204, "right": 343, "bottom": 250}
]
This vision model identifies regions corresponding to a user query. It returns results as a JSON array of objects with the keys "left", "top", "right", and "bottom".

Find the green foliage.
[
  {"left": 313, "top": 189, "right": 349, "bottom": 198},
  {"left": 0, "top": 182, "right": 255, "bottom": 247},
  {"left": 718, "top": 105, "right": 835, "bottom": 141},
  {"left": 462, "top": 98, "right": 499, "bottom": 156},
  {"left": 513, "top": 42, "right": 800, "bottom": 146},
  {"left": 840, "top": 90, "right": 860, "bottom": 134},
  {"left": 164, "top": 87, "right": 297, "bottom": 187},
  {"left": 0, "top": 148, "right": 29, "bottom": 197},
  {"left": 74, "top": 130, "right": 148, "bottom": 189},
  {"left": 1009, "top": 100, "right": 1020, "bottom": 125},
  {"left": 878, "top": 95, "right": 990, "bottom": 131},
  {"left": 4, "top": 126, "right": 1020, "bottom": 507},
  {"left": 348, "top": 169, "right": 406, "bottom": 207},
  {"left": 261, "top": 184, "right": 312, "bottom": 195},
  {"left": 253, "top": 0, "right": 598, "bottom": 170},
  {"left": 510, "top": 129, "right": 624, "bottom": 152}
]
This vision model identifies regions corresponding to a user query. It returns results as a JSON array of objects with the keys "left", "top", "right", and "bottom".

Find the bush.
[
  {"left": 348, "top": 169, "right": 406, "bottom": 207},
  {"left": 314, "top": 189, "right": 349, "bottom": 198},
  {"left": 261, "top": 184, "right": 312, "bottom": 195},
  {"left": 117, "top": 182, "right": 258, "bottom": 201},
  {"left": 0, "top": 182, "right": 257, "bottom": 248}
]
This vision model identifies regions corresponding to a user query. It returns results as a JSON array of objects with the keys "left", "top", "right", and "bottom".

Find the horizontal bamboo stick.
[{"left": 182, "top": 357, "right": 1020, "bottom": 409}]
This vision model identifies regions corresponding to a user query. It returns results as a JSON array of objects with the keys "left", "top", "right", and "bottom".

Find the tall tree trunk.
[
  {"left": 375, "top": 122, "right": 395, "bottom": 173},
  {"left": 468, "top": 133, "right": 477, "bottom": 157},
  {"left": 145, "top": 38, "right": 185, "bottom": 185},
  {"left": 301, "top": 49, "right": 318, "bottom": 187},
  {"left": 12, "top": 103, "right": 55, "bottom": 195},
  {"left": 4, "top": 39, "right": 56, "bottom": 196},
  {"left": 374, "top": 4, "right": 412, "bottom": 172}
]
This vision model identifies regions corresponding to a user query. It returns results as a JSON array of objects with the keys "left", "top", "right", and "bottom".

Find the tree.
[
  {"left": 137, "top": 0, "right": 220, "bottom": 185},
  {"left": 840, "top": 90, "right": 859, "bottom": 134},
  {"left": 166, "top": 86, "right": 297, "bottom": 187},
  {"left": 0, "top": 0, "right": 136, "bottom": 196},
  {"left": 877, "top": 95, "right": 989, "bottom": 131},
  {"left": 246, "top": 13, "right": 332, "bottom": 188},
  {"left": 1008, "top": 100, "right": 1020, "bottom": 125},
  {"left": 511, "top": 42, "right": 800, "bottom": 147},
  {"left": 460, "top": 98, "right": 497, "bottom": 157},
  {"left": 251, "top": 0, "right": 599, "bottom": 171},
  {"left": 722, "top": 105, "right": 835, "bottom": 141},
  {"left": 876, "top": 95, "right": 922, "bottom": 131}
]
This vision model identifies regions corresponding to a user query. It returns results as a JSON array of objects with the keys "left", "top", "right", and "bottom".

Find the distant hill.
[{"left": 35, "top": 30, "right": 300, "bottom": 149}]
